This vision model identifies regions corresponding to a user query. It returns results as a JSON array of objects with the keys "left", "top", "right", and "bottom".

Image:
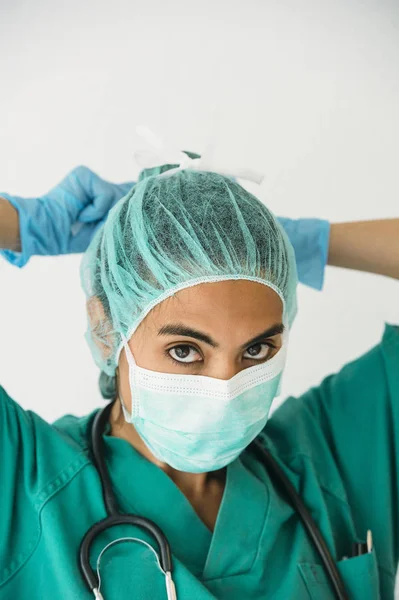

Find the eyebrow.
[{"left": 157, "top": 322, "right": 285, "bottom": 349}]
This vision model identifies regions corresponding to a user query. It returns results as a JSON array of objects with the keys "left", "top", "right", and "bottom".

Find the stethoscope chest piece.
[{"left": 79, "top": 402, "right": 177, "bottom": 600}]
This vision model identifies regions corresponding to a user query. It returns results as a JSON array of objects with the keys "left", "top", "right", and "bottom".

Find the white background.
[{"left": 0, "top": 0, "right": 398, "bottom": 590}]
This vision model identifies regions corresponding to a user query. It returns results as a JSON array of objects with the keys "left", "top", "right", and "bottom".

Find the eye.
[
  {"left": 243, "top": 342, "right": 275, "bottom": 361},
  {"left": 167, "top": 345, "right": 202, "bottom": 365},
  {"left": 166, "top": 341, "right": 277, "bottom": 368}
]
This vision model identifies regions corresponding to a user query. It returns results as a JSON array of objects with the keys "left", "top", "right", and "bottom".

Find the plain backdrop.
[{"left": 0, "top": 0, "right": 398, "bottom": 589}]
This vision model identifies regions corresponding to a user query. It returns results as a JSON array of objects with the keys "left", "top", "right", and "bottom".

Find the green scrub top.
[{"left": 1, "top": 323, "right": 398, "bottom": 599}]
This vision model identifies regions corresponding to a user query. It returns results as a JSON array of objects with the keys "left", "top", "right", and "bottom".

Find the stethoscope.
[{"left": 79, "top": 400, "right": 349, "bottom": 600}]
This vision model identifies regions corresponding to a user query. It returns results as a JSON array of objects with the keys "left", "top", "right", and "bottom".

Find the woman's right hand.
[{"left": 0, "top": 166, "right": 135, "bottom": 268}]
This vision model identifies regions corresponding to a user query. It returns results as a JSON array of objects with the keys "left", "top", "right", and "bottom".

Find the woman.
[{"left": 0, "top": 160, "right": 398, "bottom": 600}]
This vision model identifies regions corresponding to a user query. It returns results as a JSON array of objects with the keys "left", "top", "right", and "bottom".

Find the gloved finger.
[
  {"left": 77, "top": 192, "right": 114, "bottom": 223},
  {"left": 44, "top": 165, "right": 99, "bottom": 226},
  {"left": 78, "top": 181, "right": 135, "bottom": 223},
  {"left": 56, "top": 165, "right": 109, "bottom": 221},
  {"left": 276, "top": 216, "right": 330, "bottom": 291},
  {"left": 68, "top": 219, "right": 106, "bottom": 254},
  {"left": 56, "top": 165, "right": 98, "bottom": 204}
]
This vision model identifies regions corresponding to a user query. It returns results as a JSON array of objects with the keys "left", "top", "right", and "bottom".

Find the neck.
[
  {"left": 109, "top": 398, "right": 224, "bottom": 493},
  {"left": 109, "top": 398, "right": 226, "bottom": 531}
]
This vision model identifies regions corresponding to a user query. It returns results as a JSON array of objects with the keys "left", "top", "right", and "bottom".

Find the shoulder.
[
  {"left": 261, "top": 323, "right": 399, "bottom": 497},
  {"left": 267, "top": 323, "right": 398, "bottom": 445},
  {"left": 0, "top": 384, "right": 96, "bottom": 503},
  {"left": 0, "top": 385, "right": 99, "bottom": 587},
  {"left": 259, "top": 324, "right": 399, "bottom": 577}
]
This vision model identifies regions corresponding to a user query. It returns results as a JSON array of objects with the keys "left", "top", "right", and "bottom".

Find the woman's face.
[{"left": 117, "top": 280, "right": 284, "bottom": 414}]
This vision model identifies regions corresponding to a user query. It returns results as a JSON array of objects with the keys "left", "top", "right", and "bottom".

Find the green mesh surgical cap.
[{"left": 80, "top": 163, "right": 298, "bottom": 377}]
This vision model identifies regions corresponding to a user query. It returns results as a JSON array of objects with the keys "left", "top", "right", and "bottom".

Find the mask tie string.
[{"left": 134, "top": 124, "right": 265, "bottom": 185}]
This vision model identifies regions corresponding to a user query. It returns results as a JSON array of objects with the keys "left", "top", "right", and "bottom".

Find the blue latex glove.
[
  {"left": 277, "top": 217, "right": 330, "bottom": 291},
  {"left": 0, "top": 166, "right": 135, "bottom": 268}
]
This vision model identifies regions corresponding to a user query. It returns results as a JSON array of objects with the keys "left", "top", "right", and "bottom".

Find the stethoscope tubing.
[
  {"left": 250, "top": 440, "right": 349, "bottom": 600},
  {"left": 79, "top": 401, "right": 349, "bottom": 600}
]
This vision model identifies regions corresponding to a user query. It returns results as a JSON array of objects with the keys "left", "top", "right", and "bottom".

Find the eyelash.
[{"left": 164, "top": 341, "right": 276, "bottom": 368}]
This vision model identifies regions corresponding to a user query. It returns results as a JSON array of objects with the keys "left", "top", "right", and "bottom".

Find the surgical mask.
[{"left": 119, "top": 328, "right": 288, "bottom": 473}]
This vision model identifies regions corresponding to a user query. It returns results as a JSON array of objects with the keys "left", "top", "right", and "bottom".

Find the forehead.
[{"left": 139, "top": 280, "right": 284, "bottom": 337}]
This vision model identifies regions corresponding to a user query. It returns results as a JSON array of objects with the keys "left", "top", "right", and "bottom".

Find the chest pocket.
[{"left": 298, "top": 548, "right": 380, "bottom": 600}]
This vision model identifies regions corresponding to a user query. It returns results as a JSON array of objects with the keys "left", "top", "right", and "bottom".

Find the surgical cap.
[{"left": 80, "top": 161, "right": 298, "bottom": 378}]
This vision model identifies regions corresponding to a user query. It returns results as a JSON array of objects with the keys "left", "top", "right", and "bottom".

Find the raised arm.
[
  {"left": 328, "top": 219, "right": 399, "bottom": 280},
  {"left": 0, "top": 197, "right": 20, "bottom": 252},
  {"left": 0, "top": 167, "right": 135, "bottom": 267}
]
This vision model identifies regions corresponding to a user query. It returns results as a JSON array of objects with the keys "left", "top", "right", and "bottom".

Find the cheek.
[{"left": 130, "top": 342, "right": 169, "bottom": 371}]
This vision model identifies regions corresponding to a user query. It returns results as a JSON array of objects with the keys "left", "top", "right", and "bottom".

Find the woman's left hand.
[{"left": 277, "top": 217, "right": 331, "bottom": 291}]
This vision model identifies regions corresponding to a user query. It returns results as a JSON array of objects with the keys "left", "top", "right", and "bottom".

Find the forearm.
[
  {"left": 328, "top": 219, "right": 399, "bottom": 280},
  {"left": 0, "top": 197, "right": 21, "bottom": 252}
]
